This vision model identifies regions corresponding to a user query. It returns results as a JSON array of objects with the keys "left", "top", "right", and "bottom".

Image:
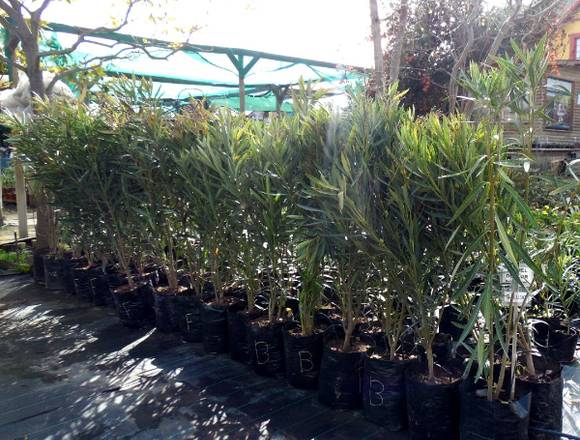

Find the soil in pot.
[
  {"left": 154, "top": 286, "right": 187, "bottom": 333},
  {"left": 517, "top": 368, "right": 562, "bottom": 440},
  {"left": 113, "top": 282, "right": 155, "bottom": 328},
  {"left": 547, "top": 327, "right": 578, "bottom": 363},
  {"left": 176, "top": 293, "right": 203, "bottom": 342},
  {"left": 228, "top": 303, "right": 264, "bottom": 364},
  {"left": 248, "top": 318, "right": 286, "bottom": 377},
  {"left": 284, "top": 327, "right": 324, "bottom": 389},
  {"left": 405, "top": 364, "right": 461, "bottom": 440},
  {"left": 43, "top": 255, "right": 66, "bottom": 291},
  {"left": 417, "top": 333, "right": 453, "bottom": 366},
  {"left": 201, "top": 301, "right": 231, "bottom": 354},
  {"left": 314, "top": 306, "right": 343, "bottom": 330},
  {"left": 362, "top": 354, "right": 418, "bottom": 431},
  {"left": 318, "top": 339, "right": 368, "bottom": 409},
  {"left": 356, "top": 325, "right": 389, "bottom": 355},
  {"left": 459, "top": 383, "right": 531, "bottom": 440}
]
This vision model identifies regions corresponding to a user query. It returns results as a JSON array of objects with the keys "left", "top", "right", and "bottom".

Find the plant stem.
[
  {"left": 426, "top": 344, "right": 435, "bottom": 382},
  {"left": 341, "top": 274, "right": 355, "bottom": 352},
  {"left": 485, "top": 130, "right": 498, "bottom": 402}
]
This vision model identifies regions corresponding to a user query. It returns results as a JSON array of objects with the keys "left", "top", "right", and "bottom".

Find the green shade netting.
[
  {"left": 32, "top": 23, "right": 366, "bottom": 112},
  {"left": 210, "top": 93, "right": 293, "bottom": 113}
]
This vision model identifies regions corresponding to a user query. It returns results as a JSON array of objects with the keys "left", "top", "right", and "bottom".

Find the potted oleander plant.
[
  {"left": 281, "top": 85, "right": 334, "bottom": 388},
  {"left": 452, "top": 41, "right": 552, "bottom": 439},
  {"left": 120, "top": 80, "right": 206, "bottom": 333},
  {"left": 324, "top": 88, "right": 414, "bottom": 429},
  {"left": 241, "top": 115, "right": 308, "bottom": 377},
  {"left": 178, "top": 109, "right": 246, "bottom": 353},
  {"left": 300, "top": 101, "right": 374, "bottom": 410}
]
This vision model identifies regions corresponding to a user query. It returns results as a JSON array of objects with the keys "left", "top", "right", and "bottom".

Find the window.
[
  {"left": 576, "top": 38, "right": 580, "bottom": 60},
  {"left": 545, "top": 78, "right": 573, "bottom": 130}
]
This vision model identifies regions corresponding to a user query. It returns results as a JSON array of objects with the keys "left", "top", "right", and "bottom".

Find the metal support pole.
[{"left": 239, "top": 74, "right": 246, "bottom": 114}]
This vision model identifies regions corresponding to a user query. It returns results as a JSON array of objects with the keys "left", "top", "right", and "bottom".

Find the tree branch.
[
  {"left": 483, "top": 0, "right": 522, "bottom": 66},
  {"left": 38, "top": 0, "right": 146, "bottom": 58},
  {"left": 33, "top": 0, "right": 52, "bottom": 17},
  {"left": 448, "top": 0, "right": 477, "bottom": 113},
  {"left": 0, "top": 51, "right": 27, "bottom": 72},
  {"left": 0, "top": 0, "right": 18, "bottom": 17},
  {"left": 44, "top": 47, "right": 137, "bottom": 94}
]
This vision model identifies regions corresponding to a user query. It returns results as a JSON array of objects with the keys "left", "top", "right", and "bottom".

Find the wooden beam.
[{"left": 14, "top": 159, "right": 28, "bottom": 239}]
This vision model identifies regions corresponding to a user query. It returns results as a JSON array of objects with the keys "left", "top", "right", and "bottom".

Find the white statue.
[{"left": 0, "top": 72, "right": 74, "bottom": 119}]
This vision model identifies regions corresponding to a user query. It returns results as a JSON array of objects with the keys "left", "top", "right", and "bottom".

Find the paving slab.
[
  {"left": 0, "top": 275, "right": 578, "bottom": 440},
  {"left": 0, "top": 275, "right": 405, "bottom": 440}
]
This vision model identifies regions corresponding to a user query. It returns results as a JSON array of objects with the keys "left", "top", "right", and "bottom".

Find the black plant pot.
[
  {"left": 62, "top": 257, "right": 86, "bottom": 295},
  {"left": 547, "top": 327, "right": 578, "bottom": 363},
  {"left": 227, "top": 303, "right": 262, "bottom": 364},
  {"left": 439, "top": 306, "right": 468, "bottom": 341},
  {"left": 405, "top": 367, "right": 460, "bottom": 440},
  {"left": 531, "top": 317, "right": 561, "bottom": 350},
  {"left": 318, "top": 344, "right": 366, "bottom": 409},
  {"left": 112, "top": 282, "right": 155, "bottom": 328},
  {"left": 201, "top": 302, "right": 229, "bottom": 354},
  {"left": 517, "top": 371, "right": 563, "bottom": 440},
  {"left": 459, "top": 388, "right": 531, "bottom": 440},
  {"left": 43, "top": 255, "right": 66, "bottom": 291},
  {"left": 176, "top": 294, "right": 203, "bottom": 342},
  {"left": 362, "top": 356, "right": 416, "bottom": 431},
  {"left": 284, "top": 329, "right": 323, "bottom": 389},
  {"left": 90, "top": 270, "right": 112, "bottom": 306},
  {"left": 154, "top": 289, "right": 180, "bottom": 333},
  {"left": 249, "top": 320, "right": 285, "bottom": 376},
  {"left": 73, "top": 265, "right": 100, "bottom": 301}
]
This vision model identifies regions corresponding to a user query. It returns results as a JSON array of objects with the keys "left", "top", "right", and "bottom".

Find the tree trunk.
[
  {"left": 388, "top": 0, "right": 409, "bottom": 85},
  {"left": 448, "top": 0, "right": 476, "bottom": 113},
  {"left": 24, "top": 57, "right": 54, "bottom": 251},
  {"left": 463, "top": 0, "right": 522, "bottom": 118},
  {"left": 369, "top": 0, "right": 385, "bottom": 93}
]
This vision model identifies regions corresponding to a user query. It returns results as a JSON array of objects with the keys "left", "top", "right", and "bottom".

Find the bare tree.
[
  {"left": 448, "top": 0, "right": 478, "bottom": 113},
  {"left": 0, "top": 0, "right": 195, "bottom": 251},
  {"left": 388, "top": 0, "right": 408, "bottom": 84},
  {"left": 462, "top": 0, "right": 523, "bottom": 117}
]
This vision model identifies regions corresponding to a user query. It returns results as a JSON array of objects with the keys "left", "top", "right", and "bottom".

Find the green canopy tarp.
[{"left": 39, "top": 23, "right": 367, "bottom": 112}]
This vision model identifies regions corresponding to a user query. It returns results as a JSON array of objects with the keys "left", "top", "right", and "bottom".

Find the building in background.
[{"left": 530, "top": 0, "right": 580, "bottom": 168}]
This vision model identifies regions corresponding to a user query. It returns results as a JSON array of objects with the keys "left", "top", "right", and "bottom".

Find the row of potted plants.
[{"left": 7, "top": 40, "right": 579, "bottom": 440}]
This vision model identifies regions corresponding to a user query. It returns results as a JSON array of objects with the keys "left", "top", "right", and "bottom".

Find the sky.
[{"left": 40, "top": 0, "right": 508, "bottom": 68}]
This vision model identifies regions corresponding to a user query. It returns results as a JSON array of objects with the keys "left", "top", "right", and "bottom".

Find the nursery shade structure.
[{"left": 43, "top": 23, "right": 368, "bottom": 112}]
